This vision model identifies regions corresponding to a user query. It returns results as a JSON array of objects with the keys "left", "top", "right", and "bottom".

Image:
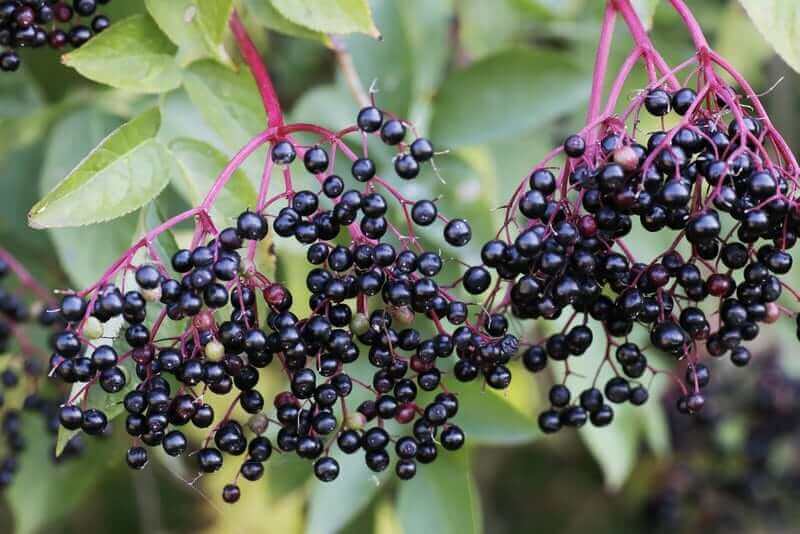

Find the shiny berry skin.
[
  {"left": 462, "top": 266, "right": 491, "bottom": 295},
  {"left": 410, "top": 138, "right": 434, "bottom": 162},
  {"left": 538, "top": 409, "right": 561, "bottom": 433},
  {"left": 411, "top": 199, "right": 437, "bottom": 226},
  {"left": 644, "top": 88, "right": 671, "bottom": 116},
  {"left": 236, "top": 211, "right": 269, "bottom": 241},
  {"left": 671, "top": 87, "right": 697, "bottom": 115},
  {"left": 443, "top": 219, "right": 471, "bottom": 247},
  {"left": 313, "top": 457, "right": 340, "bottom": 482},
  {"left": 197, "top": 447, "right": 224, "bottom": 473},
  {"left": 126, "top": 447, "right": 148, "bottom": 469},
  {"left": 271, "top": 140, "right": 296, "bottom": 164},
  {"left": 563, "top": 134, "right": 585, "bottom": 157},
  {"left": 304, "top": 146, "right": 329, "bottom": 173},
  {"left": 68, "top": 25, "right": 92, "bottom": 47},
  {"left": 357, "top": 106, "right": 383, "bottom": 132},
  {"left": 74, "top": 0, "right": 97, "bottom": 16},
  {"left": 0, "top": 51, "right": 20, "bottom": 72},
  {"left": 380, "top": 119, "right": 405, "bottom": 145},
  {"left": 394, "top": 153, "right": 420, "bottom": 179}
]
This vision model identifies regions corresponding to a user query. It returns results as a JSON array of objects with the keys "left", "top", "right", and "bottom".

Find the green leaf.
[
  {"left": 738, "top": 0, "right": 800, "bottom": 73},
  {"left": 631, "top": 0, "right": 658, "bottom": 30},
  {"left": 270, "top": 0, "right": 380, "bottom": 37},
  {"left": 396, "top": 449, "right": 482, "bottom": 534},
  {"left": 182, "top": 61, "right": 267, "bottom": 153},
  {"left": 195, "top": 0, "right": 234, "bottom": 46},
  {"left": 145, "top": 0, "right": 233, "bottom": 67},
  {"left": 168, "top": 137, "right": 257, "bottom": 224},
  {"left": 29, "top": 107, "right": 176, "bottom": 229},
  {"left": 306, "top": 449, "right": 390, "bottom": 534},
  {"left": 7, "top": 414, "right": 116, "bottom": 534},
  {"left": 62, "top": 14, "right": 182, "bottom": 93},
  {"left": 244, "top": 0, "right": 326, "bottom": 40},
  {"left": 40, "top": 107, "right": 139, "bottom": 289},
  {"left": 446, "top": 380, "right": 539, "bottom": 445},
  {"left": 430, "top": 48, "right": 589, "bottom": 147}
]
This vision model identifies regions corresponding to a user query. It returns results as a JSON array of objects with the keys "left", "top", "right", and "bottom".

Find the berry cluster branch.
[{"left": 45, "top": 9, "right": 482, "bottom": 500}]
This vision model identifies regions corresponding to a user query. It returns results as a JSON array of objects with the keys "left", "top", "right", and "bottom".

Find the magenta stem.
[
  {"left": 200, "top": 130, "right": 275, "bottom": 210},
  {"left": 613, "top": 0, "right": 680, "bottom": 90},
  {"left": 586, "top": 3, "right": 617, "bottom": 144},
  {"left": 229, "top": 12, "right": 284, "bottom": 129},
  {"left": 666, "top": 0, "right": 710, "bottom": 51}
]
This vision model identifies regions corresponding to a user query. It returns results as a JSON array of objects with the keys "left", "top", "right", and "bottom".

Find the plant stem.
[
  {"left": 612, "top": 0, "right": 680, "bottom": 90},
  {"left": 666, "top": 0, "right": 710, "bottom": 51},
  {"left": 200, "top": 129, "right": 276, "bottom": 210},
  {"left": 586, "top": 2, "right": 617, "bottom": 143},
  {"left": 229, "top": 11, "right": 284, "bottom": 129},
  {"left": 330, "top": 35, "right": 371, "bottom": 108}
]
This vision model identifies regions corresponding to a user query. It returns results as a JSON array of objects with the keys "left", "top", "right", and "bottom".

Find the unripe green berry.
[
  {"left": 350, "top": 313, "right": 370, "bottom": 336},
  {"left": 83, "top": 316, "right": 104, "bottom": 340},
  {"left": 205, "top": 340, "right": 225, "bottom": 361}
]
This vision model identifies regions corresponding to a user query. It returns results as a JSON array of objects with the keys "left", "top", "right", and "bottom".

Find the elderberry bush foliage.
[
  {"left": 0, "top": 0, "right": 112, "bottom": 72},
  {"left": 0, "top": 254, "right": 83, "bottom": 489},
  {"left": 491, "top": 72, "right": 800, "bottom": 434},
  {"left": 49, "top": 103, "right": 492, "bottom": 502}
]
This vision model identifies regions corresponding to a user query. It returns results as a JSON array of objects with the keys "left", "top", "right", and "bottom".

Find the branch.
[{"left": 229, "top": 11, "right": 285, "bottom": 129}]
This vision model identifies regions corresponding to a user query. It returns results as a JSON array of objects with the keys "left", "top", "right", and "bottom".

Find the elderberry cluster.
[
  {"left": 0, "top": 0, "right": 112, "bottom": 72},
  {"left": 51, "top": 103, "right": 499, "bottom": 502},
  {"left": 0, "top": 255, "right": 82, "bottom": 489},
  {"left": 482, "top": 82, "right": 800, "bottom": 435}
]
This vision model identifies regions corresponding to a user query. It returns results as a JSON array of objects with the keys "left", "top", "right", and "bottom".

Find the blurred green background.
[{"left": 2, "top": 0, "right": 800, "bottom": 533}]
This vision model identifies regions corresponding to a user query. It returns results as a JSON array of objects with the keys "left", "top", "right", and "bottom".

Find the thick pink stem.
[
  {"left": 667, "top": 0, "right": 710, "bottom": 51},
  {"left": 586, "top": 3, "right": 617, "bottom": 143},
  {"left": 200, "top": 130, "right": 275, "bottom": 210},
  {"left": 229, "top": 11, "right": 284, "bottom": 129},
  {"left": 613, "top": 0, "right": 680, "bottom": 90}
]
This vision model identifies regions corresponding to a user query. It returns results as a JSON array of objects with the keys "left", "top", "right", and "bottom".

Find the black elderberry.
[
  {"left": 380, "top": 119, "right": 406, "bottom": 145},
  {"left": 443, "top": 219, "right": 471, "bottom": 247},
  {"left": 563, "top": 134, "right": 586, "bottom": 158},
  {"left": 394, "top": 154, "right": 420, "bottom": 179},
  {"left": 236, "top": 211, "right": 269, "bottom": 241},
  {"left": 304, "top": 146, "right": 329, "bottom": 174},
  {"left": 357, "top": 106, "right": 383, "bottom": 132},
  {"left": 645, "top": 88, "right": 671, "bottom": 116}
]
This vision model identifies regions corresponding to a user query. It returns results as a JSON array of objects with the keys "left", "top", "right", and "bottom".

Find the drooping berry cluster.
[
  {"left": 38, "top": 0, "right": 800, "bottom": 504},
  {"left": 0, "top": 251, "right": 83, "bottom": 489},
  {"left": 477, "top": 3, "right": 800, "bottom": 435},
  {"left": 0, "top": 0, "right": 112, "bottom": 72},
  {"left": 49, "top": 98, "right": 501, "bottom": 502}
]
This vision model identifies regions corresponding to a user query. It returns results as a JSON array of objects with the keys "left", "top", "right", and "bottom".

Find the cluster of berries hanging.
[
  {"left": 21, "top": 0, "right": 800, "bottom": 504},
  {"left": 492, "top": 0, "right": 800, "bottom": 435},
  {"left": 0, "top": 251, "right": 83, "bottom": 488},
  {"left": 49, "top": 75, "right": 488, "bottom": 500},
  {"left": 0, "top": 0, "right": 112, "bottom": 72}
]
